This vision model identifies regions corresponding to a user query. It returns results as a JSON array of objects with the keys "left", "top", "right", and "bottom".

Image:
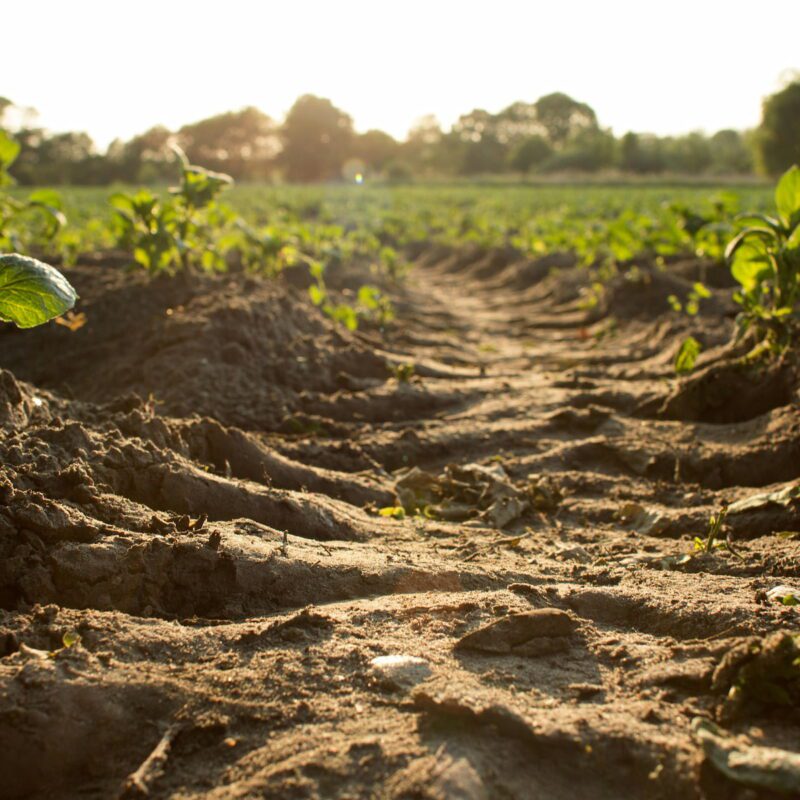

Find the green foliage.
[
  {"left": 757, "top": 80, "right": 800, "bottom": 175},
  {"left": 675, "top": 336, "right": 702, "bottom": 374},
  {"left": 668, "top": 282, "right": 711, "bottom": 316},
  {"left": 280, "top": 95, "right": 354, "bottom": 182},
  {"left": 726, "top": 165, "right": 800, "bottom": 346},
  {"left": 307, "top": 258, "right": 393, "bottom": 331},
  {"left": 508, "top": 135, "right": 552, "bottom": 173},
  {"left": 111, "top": 146, "right": 235, "bottom": 272},
  {"left": 0, "top": 130, "right": 21, "bottom": 185},
  {"left": 0, "top": 130, "right": 66, "bottom": 253},
  {"left": 0, "top": 253, "right": 77, "bottom": 328}
]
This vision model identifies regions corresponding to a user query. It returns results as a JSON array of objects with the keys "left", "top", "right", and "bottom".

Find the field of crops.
[{"left": 2, "top": 150, "right": 800, "bottom": 799}]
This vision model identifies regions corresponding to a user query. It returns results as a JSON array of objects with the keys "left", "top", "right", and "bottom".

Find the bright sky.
[{"left": 6, "top": 0, "right": 799, "bottom": 150}]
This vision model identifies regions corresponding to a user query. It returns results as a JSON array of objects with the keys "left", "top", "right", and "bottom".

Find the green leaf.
[
  {"left": 308, "top": 284, "right": 325, "bottom": 306},
  {"left": 332, "top": 304, "right": 358, "bottom": 330},
  {"left": 0, "top": 254, "right": 78, "bottom": 328},
  {"left": 109, "top": 192, "right": 135, "bottom": 216},
  {"left": 781, "top": 594, "right": 799, "bottom": 607},
  {"left": 357, "top": 285, "right": 380, "bottom": 308},
  {"left": 730, "top": 238, "right": 773, "bottom": 292},
  {"left": 378, "top": 506, "right": 406, "bottom": 519},
  {"left": 775, "top": 165, "right": 800, "bottom": 229},
  {"left": 785, "top": 224, "right": 800, "bottom": 252},
  {"left": 27, "top": 189, "right": 63, "bottom": 210},
  {"left": 692, "top": 282, "right": 711, "bottom": 299},
  {"left": 735, "top": 212, "right": 783, "bottom": 233},
  {"left": 675, "top": 336, "right": 701, "bottom": 374},
  {"left": 0, "top": 130, "right": 20, "bottom": 169}
]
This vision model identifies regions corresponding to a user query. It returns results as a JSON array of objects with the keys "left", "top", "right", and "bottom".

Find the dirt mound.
[
  {"left": 600, "top": 265, "right": 733, "bottom": 322},
  {"left": 0, "top": 260, "right": 389, "bottom": 431},
  {"left": 660, "top": 355, "right": 800, "bottom": 424}
]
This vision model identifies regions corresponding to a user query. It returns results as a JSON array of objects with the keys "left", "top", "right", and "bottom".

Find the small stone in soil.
[{"left": 370, "top": 654, "right": 432, "bottom": 691}]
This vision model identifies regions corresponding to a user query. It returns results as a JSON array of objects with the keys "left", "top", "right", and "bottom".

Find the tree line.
[{"left": 1, "top": 81, "right": 799, "bottom": 185}]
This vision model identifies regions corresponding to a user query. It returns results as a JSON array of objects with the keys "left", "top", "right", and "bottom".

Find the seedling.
[
  {"left": 111, "top": 146, "right": 235, "bottom": 273},
  {"left": 696, "top": 502, "right": 729, "bottom": 554},
  {"left": 308, "top": 258, "right": 393, "bottom": 330},
  {"left": 674, "top": 336, "right": 702, "bottom": 375},
  {"left": 0, "top": 130, "right": 66, "bottom": 254},
  {"left": 725, "top": 164, "right": 800, "bottom": 348},
  {"left": 667, "top": 281, "right": 711, "bottom": 316},
  {"left": 393, "top": 363, "right": 415, "bottom": 383}
]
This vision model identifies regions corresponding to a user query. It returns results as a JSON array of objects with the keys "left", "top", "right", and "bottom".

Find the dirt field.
[{"left": 1, "top": 248, "right": 799, "bottom": 799}]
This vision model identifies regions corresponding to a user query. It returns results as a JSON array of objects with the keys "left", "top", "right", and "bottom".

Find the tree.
[
  {"left": 106, "top": 125, "right": 175, "bottom": 183},
  {"left": 178, "top": 107, "right": 279, "bottom": 180},
  {"left": 280, "top": 95, "right": 354, "bottom": 182},
  {"left": 403, "top": 115, "right": 446, "bottom": 174},
  {"left": 36, "top": 132, "right": 96, "bottom": 184},
  {"left": 661, "top": 132, "right": 712, "bottom": 174},
  {"left": 709, "top": 129, "right": 753, "bottom": 175},
  {"left": 533, "top": 92, "right": 598, "bottom": 146},
  {"left": 544, "top": 127, "right": 616, "bottom": 172},
  {"left": 494, "top": 102, "right": 543, "bottom": 145},
  {"left": 620, "top": 132, "right": 665, "bottom": 174},
  {"left": 508, "top": 135, "right": 552, "bottom": 173},
  {"left": 452, "top": 109, "right": 507, "bottom": 174},
  {"left": 352, "top": 129, "right": 400, "bottom": 172},
  {"left": 757, "top": 79, "right": 800, "bottom": 175}
]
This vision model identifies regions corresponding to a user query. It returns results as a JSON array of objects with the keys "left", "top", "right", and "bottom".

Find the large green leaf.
[
  {"left": 730, "top": 238, "right": 773, "bottom": 292},
  {"left": 0, "top": 254, "right": 78, "bottom": 328},
  {"left": 775, "top": 165, "right": 800, "bottom": 229}
]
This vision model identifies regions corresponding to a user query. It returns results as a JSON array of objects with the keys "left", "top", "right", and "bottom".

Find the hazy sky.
[{"left": 5, "top": 0, "right": 799, "bottom": 149}]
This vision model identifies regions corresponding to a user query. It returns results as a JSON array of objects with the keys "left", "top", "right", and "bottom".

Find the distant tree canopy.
[
  {"left": 179, "top": 107, "right": 279, "bottom": 180},
  {"left": 533, "top": 92, "right": 598, "bottom": 146},
  {"left": 280, "top": 95, "right": 354, "bottom": 182},
  {"left": 352, "top": 129, "right": 400, "bottom": 171},
  {"left": 0, "top": 86, "right": 791, "bottom": 184},
  {"left": 757, "top": 79, "right": 800, "bottom": 175}
]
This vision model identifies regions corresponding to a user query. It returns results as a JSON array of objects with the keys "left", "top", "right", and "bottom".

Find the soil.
[{"left": 1, "top": 248, "right": 799, "bottom": 799}]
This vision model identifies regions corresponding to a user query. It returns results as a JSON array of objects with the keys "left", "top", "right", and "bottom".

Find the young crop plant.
[
  {"left": 674, "top": 336, "right": 702, "bottom": 375},
  {"left": 0, "top": 253, "right": 77, "bottom": 328},
  {"left": 0, "top": 131, "right": 66, "bottom": 254},
  {"left": 725, "top": 165, "right": 800, "bottom": 348},
  {"left": 378, "top": 246, "right": 407, "bottom": 282},
  {"left": 0, "top": 132, "right": 76, "bottom": 328},
  {"left": 668, "top": 281, "right": 711, "bottom": 317},
  {"left": 307, "top": 259, "right": 393, "bottom": 331},
  {"left": 111, "top": 146, "right": 235, "bottom": 273},
  {"left": 671, "top": 193, "right": 737, "bottom": 263}
]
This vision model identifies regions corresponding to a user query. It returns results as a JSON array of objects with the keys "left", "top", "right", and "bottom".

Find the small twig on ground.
[
  {"left": 685, "top": 625, "right": 743, "bottom": 645},
  {"left": 725, "top": 528, "right": 746, "bottom": 561},
  {"left": 119, "top": 722, "right": 184, "bottom": 798}
]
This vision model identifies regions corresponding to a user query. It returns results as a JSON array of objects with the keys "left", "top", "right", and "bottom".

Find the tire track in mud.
[{"left": 1, "top": 248, "right": 799, "bottom": 799}]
